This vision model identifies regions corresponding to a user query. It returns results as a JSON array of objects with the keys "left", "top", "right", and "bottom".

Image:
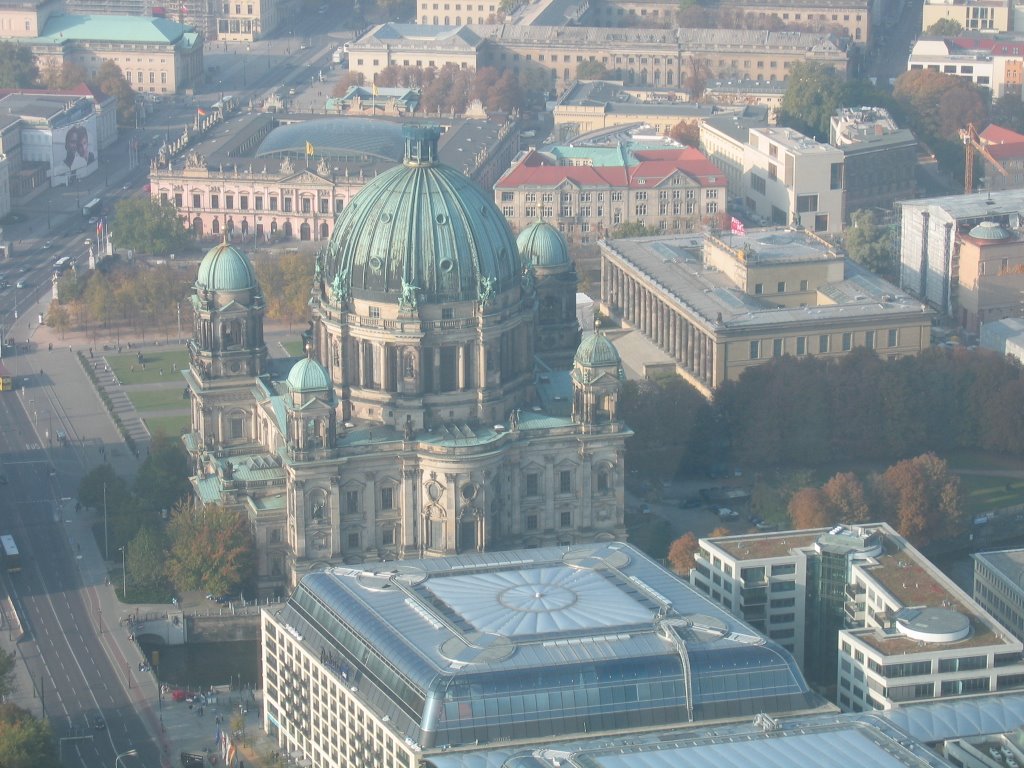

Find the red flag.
[
  {"left": 197, "top": 107, "right": 206, "bottom": 116},
  {"left": 730, "top": 217, "right": 746, "bottom": 236}
]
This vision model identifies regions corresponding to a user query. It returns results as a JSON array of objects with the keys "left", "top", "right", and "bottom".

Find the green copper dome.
[
  {"left": 575, "top": 333, "right": 621, "bottom": 368},
  {"left": 320, "top": 125, "right": 520, "bottom": 305},
  {"left": 287, "top": 356, "right": 331, "bottom": 393},
  {"left": 517, "top": 220, "right": 570, "bottom": 268},
  {"left": 968, "top": 221, "right": 1011, "bottom": 241},
  {"left": 196, "top": 242, "right": 258, "bottom": 292}
]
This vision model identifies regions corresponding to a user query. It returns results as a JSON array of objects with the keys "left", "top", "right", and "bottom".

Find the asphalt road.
[{"left": 0, "top": 392, "right": 159, "bottom": 768}]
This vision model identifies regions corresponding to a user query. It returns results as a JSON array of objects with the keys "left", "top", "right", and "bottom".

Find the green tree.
[
  {"left": 843, "top": 209, "right": 896, "bottom": 278},
  {"left": 0, "top": 703, "right": 60, "bottom": 768},
  {"left": 0, "top": 649, "right": 16, "bottom": 699},
  {"left": 778, "top": 62, "right": 846, "bottom": 140},
  {"left": 991, "top": 93, "right": 1024, "bottom": 134},
  {"left": 134, "top": 433, "right": 191, "bottom": 513},
  {"left": 892, "top": 69, "right": 988, "bottom": 144},
  {"left": 166, "top": 501, "right": 255, "bottom": 596},
  {"left": 0, "top": 41, "right": 38, "bottom": 89},
  {"left": 78, "top": 463, "right": 132, "bottom": 513},
  {"left": 924, "top": 18, "right": 964, "bottom": 36},
  {"left": 38, "top": 60, "right": 86, "bottom": 90},
  {"left": 112, "top": 197, "right": 189, "bottom": 255},
  {"left": 92, "top": 61, "right": 137, "bottom": 126},
  {"left": 611, "top": 221, "right": 660, "bottom": 238},
  {"left": 126, "top": 525, "right": 167, "bottom": 591},
  {"left": 44, "top": 303, "right": 70, "bottom": 339},
  {"left": 619, "top": 376, "right": 715, "bottom": 477},
  {"left": 576, "top": 59, "right": 611, "bottom": 80}
]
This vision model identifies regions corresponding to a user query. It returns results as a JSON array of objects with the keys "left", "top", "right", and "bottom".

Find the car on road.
[
  {"left": 717, "top": 507, "right": 739, "bottom": 519},
  {"left": 42, "top": 241, "right": 51, "bottom": 249},
  {"left": 93, "top": 715, "right": 105, "bottom": 730},
  {"left": 122, "top": 183, "right": 131, "bottom": 190},
  {"left": 15, "top": 280, "right": 25, "bottom": 289}
]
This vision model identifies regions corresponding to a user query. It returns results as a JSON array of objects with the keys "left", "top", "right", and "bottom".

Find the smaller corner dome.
[
  {"left": 575, "top": 333, "right": 621, "bottom": 368},
  {"left": 287, "top": 357, "right": 332, "bottom": 393},
  {"left": 517, "top": 220, "right": 570, "bottom": 268},
  {"left": 196, "top": 242, "right": 258, "bottom": 291},
  {"left": 968, "top": 221, "right": 1011, "bottom": 241}
]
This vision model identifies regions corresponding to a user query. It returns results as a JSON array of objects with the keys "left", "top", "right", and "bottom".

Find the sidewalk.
[{"left": 0, "top": 291, "right": 282, "bottom": 766}]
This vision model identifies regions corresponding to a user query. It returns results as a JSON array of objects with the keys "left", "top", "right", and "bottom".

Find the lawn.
[
  {"left": 127, "top": 388, "right": 189, "bottom": 412},
  {"left": 105, "top": 349, "right": 189, "bottom": 385},
  {"left": 958, "top": 475, "right": 1024, "bottom": 516},
  {"left": 145, "top": 413, "right": 191, "bottom": 438},
  {"left": 281, "top": 340, "right": 306, "bottom": 357}
]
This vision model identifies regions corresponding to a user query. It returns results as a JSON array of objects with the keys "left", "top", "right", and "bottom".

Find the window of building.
[
  {"left": 842, "top": 332, "right": 852, "bottom": 351},
  {"left": 192, "top": 193, "right": 201, "bottom": 208},
  {"left": 526, "top": 514, "right": 538, "bottom": 530},
  {"left": 240, "top": 195, "right": 249, "bottom": 211},
  {"left": 796, "top": 336, "right": 806, "bottom": 355},
  {"left": 211, "top": 194, "right": 220, "bottom": 209},
  {"left": 347, "top": 532, "right": 360, "bottom": 549},
  {"left": 525, "top": 473, "right": 539, "bottom": 497},
  {"left": 751, "top": 174, "right": 766, "bottom": 194},
  {"left": 830, "top": 162, "right": 844, "bottom": 190},
  {"left": 770, "top": 580, "right": 796, "bottom": 592},
  {"left": 888, "top": 329, "right": 898, "bottom": 347},
  {"left": 380, "top": 487, "right": 394, "bottom": 510},
  {"left": 283, "top": 198, "right": 293, "bottom": 213},
  {"left": 773, "top": 338, "right": 783, "bottom": 357},
  {"left": 754, "top": 283, "right": 763, "bottom": 295},
  {"left": 768, "top": 163, "right": 778, "bottom": 181},
  {"left": 819, "top": 334, "right": 830, "bottom": 353},
  {"left": 865, "top": 330, "right": 875, "bottom": 350},
  {"left": 269, "top": 197, "right": 278, "bottom": 211},
  {"left": 382, "top": 528, "right": 395, "bottom": 546},
  {"left": 368, "top": 306, "right": 380, "bottom": 319},
  {"left": 777, "top": 281, "right": 786, "bottom": 293},
  {"left": 597, "top": 470, "right": 609, "bottom": 492},
  {"left": 560, "top": 511, "right": 571, "bottom": 527},
  {"left": 800, "top": 279, "right": 808, "bottom": 291},
  {"left": 750, "top": 340, "right": 761, "bottom": 359},
  {"left": 797, "top": 194, "right": 818, "bottom": 213},
  {"left": 255, "top": 196, "right": 264, "bottom": 211},
  {"left": 225, "top": 194, "right": 234, "bottom": 210},
  {"left": 815, "top": 214, "right": 829, "bottom": 232},
  {"left": 559, "top": 470, "right": 572, "bottom": 494},
  {"left": 345, "top": 490, "right": 359, "bottom": 514}
]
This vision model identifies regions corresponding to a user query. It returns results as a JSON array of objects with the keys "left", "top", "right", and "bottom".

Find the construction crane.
[{"left": 961, "top": 122, "right": 1010, "bottom": 194}]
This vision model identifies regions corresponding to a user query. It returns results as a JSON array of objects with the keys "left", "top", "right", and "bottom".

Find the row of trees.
[
  {"left": 789, "top": 454, "right": 962, "bottom": 547},
  {"left": 50, "top": 258, "right": 194, "bottom": 342},
  {"left": 332, "top": 63, "right": 549, "bottom": 115},
  {"left": 77, "top": 435, "right": 254, "bottom": 597},
  {"left": 0, "top": 41, "right": 137, "bottom": 125},
  {"left": 622, "top": 346, "right": 1024, "bottom": 479}
]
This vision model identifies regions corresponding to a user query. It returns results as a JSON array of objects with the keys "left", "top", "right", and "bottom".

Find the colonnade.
[{"left": 602, "top": 259, "right": 716, "bottom": 388}]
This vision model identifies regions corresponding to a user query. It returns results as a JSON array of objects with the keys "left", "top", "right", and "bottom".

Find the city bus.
[
  {"left": 1, "top": 535, "right": 21, "bottom": 572},
  {"left": 82, "top": 198, "right": 102, "bottom": 219}
]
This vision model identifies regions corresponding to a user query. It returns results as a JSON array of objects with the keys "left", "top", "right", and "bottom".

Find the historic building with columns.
[
  {"left": 599, "top": 228, "right": 934, "bottom": 397},
  {"left": 183, "top": 125, "right": 629, "bottom": 596}
]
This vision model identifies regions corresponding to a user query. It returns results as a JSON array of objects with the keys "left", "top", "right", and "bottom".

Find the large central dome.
[{"left": 319, "top": 124, "right": 521, "bottom": 305}]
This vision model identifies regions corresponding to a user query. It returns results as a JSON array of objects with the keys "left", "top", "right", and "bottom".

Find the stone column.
[{"left": 457, "top": 344, "right": 467, "bottom": 391}]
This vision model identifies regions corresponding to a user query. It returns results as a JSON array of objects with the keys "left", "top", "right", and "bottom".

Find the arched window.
[{"left": 212, "top": 219, "right": 220, "bottom": 235}]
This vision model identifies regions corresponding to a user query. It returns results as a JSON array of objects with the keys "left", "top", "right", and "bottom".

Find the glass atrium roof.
[
  {"left": 255, "top": 117, "right": 405, "bottom": 162},
  {"left": 272, "top": 543, "right": 821, "bottom": 750}
]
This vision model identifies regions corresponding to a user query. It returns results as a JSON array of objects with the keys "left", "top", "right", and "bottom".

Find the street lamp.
[
  {"left": 114, "top": 748, "right": 138, "bottom": 768},
  {"left": 119, "top": 545, "right": 127, "bottom": 599}
]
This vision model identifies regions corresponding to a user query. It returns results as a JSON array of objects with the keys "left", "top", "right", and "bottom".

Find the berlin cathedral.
[{"left": 182, "top": 125, "right": 628, "bottom": 595}]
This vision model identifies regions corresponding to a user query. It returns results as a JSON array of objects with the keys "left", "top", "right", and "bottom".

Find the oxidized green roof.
[
  {"left": 575, "top": 333, "right": 621, "bottom": 368},
  {"left": 36, "top": 14, "right": 191, "bottom": 44},
  {"left": 287, "top": 357, "right": 332, "bottom": 394},
  {"left": 319, "top": 124, "right": 520, "bottom": 305},
  {"left": 196, "top": 242, "right": 257, "bottom": 292},
  {"left": 517, "top": 220, "right": 570, "bottom": 268},
  {"left": 968, "top": 221, "right": 1011, "bottom": 241}
]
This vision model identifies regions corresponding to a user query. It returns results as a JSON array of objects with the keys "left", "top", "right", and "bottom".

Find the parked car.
[
  {"left": 93, "top": 715, "right": 105, "bottom": 730},
  {"left": 718, "top": 507, "right": 739, "bottom": 519}
]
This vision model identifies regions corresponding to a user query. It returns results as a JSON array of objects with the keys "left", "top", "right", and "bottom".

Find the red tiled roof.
[
  {"left": 981, "top": 124, "right": 1024, "bottom": 161},
  {"left": 496, "top": 147, "right": 725, "bottom": 190}
]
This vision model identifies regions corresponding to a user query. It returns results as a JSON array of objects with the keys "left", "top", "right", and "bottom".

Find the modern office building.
[
  {"left": 974, "top": 549, "right": 1024, "bottom": 643},
  {"left": 183, "top": 125, "right": 629, "bottom": 596},
  {"left": 494, "top": 138, "right": 727, "bottom": 249},
  {"left": 699, "top": 108, "right": 773, "bottom": 197},
  {"left": 261, "top": 542, "right": 828, "bottom": 767},
  {"left": 829, "top": 107, "right": 917, "bottom": 221},
  {"left": 693, "top": 524, "right": 1024, "bottom": 712},
  {"left": 0, "top": 5, "right": 203, "bottom": 95},
  {"left": 346, "top": 23, "right": 849, "bottom": 95},
  {"left": 897, "top": 189, "right": 1024, "bottom": 318},
  {"left": 598, "top": 228, "right": 932, "bottom": 397},
  {"left": 921, "top": 0, "right": 1011, "bottom": 34}
]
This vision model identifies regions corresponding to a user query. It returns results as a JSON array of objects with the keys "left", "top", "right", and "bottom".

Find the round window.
[
  {"left": 380, "top": 212, "right": 392, "bottom": 223},
  {"left": 436, "top": 213, "right": 448, "bottom": 225},
  {"left": 461, "top": 483, "right": 477, "bottom": 501},
  {"left": 439, "top": 258, "right": 454, "bottom": 273},
  {"left": 368, "top": 256, "right": 383, "bottom": 271}
]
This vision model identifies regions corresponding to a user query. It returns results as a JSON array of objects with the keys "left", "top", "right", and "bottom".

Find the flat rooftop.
[
  {"left": 426, "top": 714, "right": 948, "bottom": 768},
  {"left": 602, "top": 231, "right": 930, "bottom": 331},
  {"left": 899, "top": 189, "right": 1024, "bottom": 221},
  {"left": 974, "top": 549, "right": 1024, "bottom": 590},
  {"left": 752, "top": 125, "right": 842, "bottom": 155},
  {"left": 709, "top": 531, "right": 821, "bottom": 561}
]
